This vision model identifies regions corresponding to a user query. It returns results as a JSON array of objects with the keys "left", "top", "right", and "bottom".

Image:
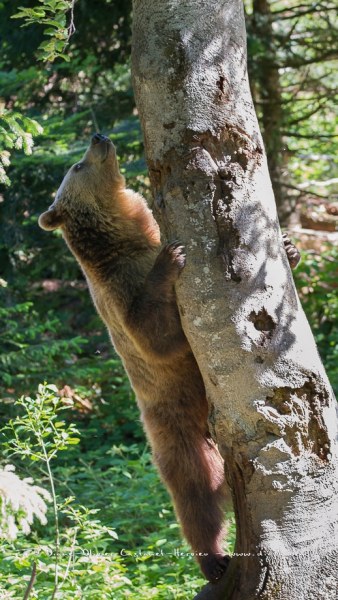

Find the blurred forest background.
[{"left": 0, "top": 0, "right": 337, "bottom": 598}]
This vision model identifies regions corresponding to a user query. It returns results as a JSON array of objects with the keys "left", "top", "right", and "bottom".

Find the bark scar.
[
  {"left": 216, "top": 75, "right": 225, "bottom": 93},
  {"left": 249, "top": 308, "right": 276, "bottom": 345},
  {"left": 266, "top": 378, "right": 331, "bottom": 460},
  {"left": 212, "top": 167, "right": 241, "bottom": 283}
]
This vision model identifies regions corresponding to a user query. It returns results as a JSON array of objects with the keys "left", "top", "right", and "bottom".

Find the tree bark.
[{"left": 131, "top": 1, "right": 338, "bottom": 598}]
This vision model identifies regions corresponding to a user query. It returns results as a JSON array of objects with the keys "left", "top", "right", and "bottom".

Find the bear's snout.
[{"left": 92, "top": 133, "right": 110, "bottom": 145}]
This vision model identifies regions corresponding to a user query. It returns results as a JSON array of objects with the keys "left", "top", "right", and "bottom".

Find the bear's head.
[{"left": 39, "top": 133, "right": 124, "bottom": 232}]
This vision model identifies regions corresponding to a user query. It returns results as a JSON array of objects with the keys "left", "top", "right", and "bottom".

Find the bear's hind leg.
[{"left": 142, "top": 403, "right": 230, "bottom": 582}]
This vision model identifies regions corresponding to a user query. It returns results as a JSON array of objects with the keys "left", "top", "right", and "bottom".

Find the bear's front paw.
[
  {"left": 156, "top": 241, "right": 186, "bottom": 279},
  {"left": 200, "top": 553, "right": 230, "bottom": 584},
  {"left": 282, "top": 232, "right": 301, "bottom": 270}
]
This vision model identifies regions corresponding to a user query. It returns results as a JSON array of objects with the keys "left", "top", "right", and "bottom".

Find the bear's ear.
[{"left": 39, "top": 208, "right": 63, "bottom": 231}]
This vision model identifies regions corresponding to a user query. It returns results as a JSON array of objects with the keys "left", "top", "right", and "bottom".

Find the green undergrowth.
[{"left": 0, "top": 384, "right": 235, "bottom": 599}]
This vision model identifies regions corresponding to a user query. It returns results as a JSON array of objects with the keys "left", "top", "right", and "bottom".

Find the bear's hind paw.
[{"left": 200, "top": 553, "right": 230, "bottom": 584}]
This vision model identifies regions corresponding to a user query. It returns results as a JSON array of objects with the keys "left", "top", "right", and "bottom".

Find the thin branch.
[
  {"left": 281, "top": 18, "right": 299, "bottom": 44},
  {"left": 67, "top": 0, "right": 76, "bottom": 38},
  {"left": 298, "top": 177, "right": 338, "bottom": 189},
  {"left": 287, "top": 101, "right": 329, "bottom": 126},
  {"left": 280, "top": 182, "right": 327, "bottom": 199},
  {"left": 272, "top": 94, "right": 337, "bottom": 106},
  {"left": 59, "top": 527, "right": 78, "bottom": 589},
  {"left": 41, "top": 448, "right": 60, "bottom": 599},
  {"left": 23, "top": 562, "right": 37, "bottom": 600},
  {"left": 273, "top": 6, "right": 337, "bottom": 20},
  {"left": 282, "top": 132, "right": 338, "bottom": 139},
  {"left": 271, "top": 1, "right": 335, "bottom": 15}
]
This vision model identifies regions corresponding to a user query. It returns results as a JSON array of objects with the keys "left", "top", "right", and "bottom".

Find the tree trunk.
[
  {"left": 131, "top": 1, "right": 338, "bottom": 598},
  {"left": 249, "top": 0, "right": 292, "bottom": 225}
]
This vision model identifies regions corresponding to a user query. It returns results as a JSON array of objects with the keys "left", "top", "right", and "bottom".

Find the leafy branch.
[
  {"left": 12, "top": 0, "right": 76, "bottom": 63},
  {"left": 0, "top": 1, "right": 76, "bottom": 185},
  {"left": 0, "top": 108, "right": 43, "bottom": 185}
]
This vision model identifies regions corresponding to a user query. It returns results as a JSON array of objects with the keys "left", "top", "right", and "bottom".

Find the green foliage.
[
  {"left": 0, "top": 109, "right": 43, "bottom": 184},
  {"left": 2, "top": 384, "right": 81, "bottom": 594},
  {"left": 12, "top": 0, "right": 75, "bottom": 62},
  {"left": 0, "top": 385, "right": 218, "bottom": 598},
  {"left": 1, "top": 0, "right": 74, "bottom": 185},
  {"left": 0, "top": 302, "right": 88, "bottom": 392},
  {"left": 3, "top": 384, "right": 80, "bottom": 460},
  {"left": 294, "top": 246, "right": 338, "bottom": 394},
  {"left": 0, "top": 0, "right": 133, "bottom": 184}
]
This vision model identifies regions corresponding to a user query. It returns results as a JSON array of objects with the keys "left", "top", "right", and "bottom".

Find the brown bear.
[{"left": 39, "top": 133, "right": 300, "bottom": 582}]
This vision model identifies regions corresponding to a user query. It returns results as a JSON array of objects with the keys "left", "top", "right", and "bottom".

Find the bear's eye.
[{"left": 74, "top": 163, "right": 84, "bottom": 172}]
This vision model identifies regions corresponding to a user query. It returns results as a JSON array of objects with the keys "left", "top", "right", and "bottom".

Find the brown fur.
[{"left": 39, "top": 134, "right": 300, "bottom": 582}]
